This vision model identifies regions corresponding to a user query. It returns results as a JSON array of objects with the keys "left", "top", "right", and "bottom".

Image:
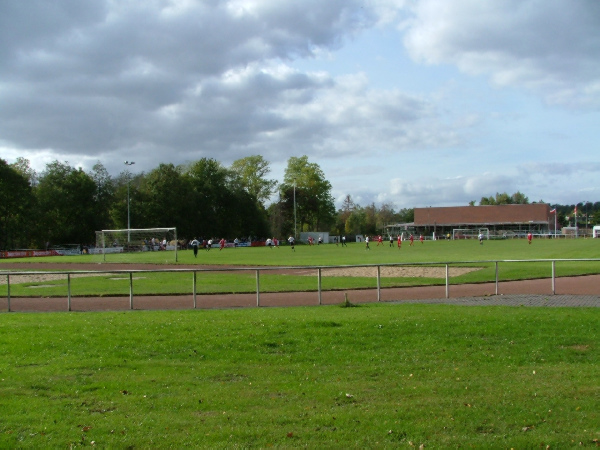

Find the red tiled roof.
[{"left": 414, "top": 204, "right": 551, "bottom": 225}]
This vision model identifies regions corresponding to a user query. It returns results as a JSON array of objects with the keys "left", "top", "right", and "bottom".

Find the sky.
[{"left": 2, "top": 0, "right": 599, "bottom": 210}]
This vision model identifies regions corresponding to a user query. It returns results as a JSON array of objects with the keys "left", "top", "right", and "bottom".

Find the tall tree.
[
  {"left": 36, "top": 161, "right": 98, "bottom": 245},
  {"left": 90, "top": 162, "right": 115, "bottom": 232},
  {"left": 141, "top": 163, "right": 192, "bottom": 233},
  {"left": 183, "top": 158, "right": 229, "bottom": 237},
  {"left": 282, "top": 156, "right": 336, "bottom": 232},
  {"left": 0, "top": 159, "right": 37, "bottom": 249},
  {"left": 9, "top": 157, "right": 37, "bottom": 186},
  {"left": 345, "top": 207, "right": 366, "bottom": 235},
  {"left": 230, "top": 155, "right": 277, "bottom": 206},
  {"left": 363, "top": 203, "right": 378, "bottom": 235},
  {"left": 511, "top": 191, "right": 529, "bottom": 204}
]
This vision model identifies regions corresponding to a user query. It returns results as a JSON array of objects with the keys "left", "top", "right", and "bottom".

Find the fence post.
[
  {"left": 318, "top": 268, "right": 322, "bottom": 305},
  {"left": 67, "top": 273, "right": 72, "bottom": 311},
  {"left": 6, "top": 274, "right": 10, "bottom": 312},
  {"left": 256, "top": 269, "right": 260, "bottom": 306},
  {"left": 445, "top": 264, "right": 449, "bottom": 299},
  {"left": 377, "top": 266, "right": 381, "bottom": 302},
  {"left": 551, "top": 260, "right": 556, "bottom": 295},
  {"left": 193, "top": 271, "right": 197, "bottom": 309},
  {"left": 495, "top": 261, "right": 499, "bottom": 295},
  {"left": 129, "top": 272, "right": 133, "bottom": 310}
]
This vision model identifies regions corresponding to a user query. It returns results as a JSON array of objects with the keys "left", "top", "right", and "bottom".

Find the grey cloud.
[{"left": 0, "top": 0, "right": 379, "bottom": 167}]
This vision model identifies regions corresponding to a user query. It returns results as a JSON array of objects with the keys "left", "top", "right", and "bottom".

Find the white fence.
[{"left": 2, "top": 258, "right": 600, "bottom": 312}]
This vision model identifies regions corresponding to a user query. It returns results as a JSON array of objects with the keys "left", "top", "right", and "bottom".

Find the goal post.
[
  {"left": 94, "top": 228, "right": 178, "bottom": 262},
  {"left": 452, "top": 228, "right": 489, "bottom": 240}
]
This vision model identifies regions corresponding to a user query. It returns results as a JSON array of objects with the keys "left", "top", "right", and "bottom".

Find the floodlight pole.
[
  {"left": 124, "top": 161, "right": 135, "bottom": 242},
  {"left": 293, "top": 179, "right": 297, "bottom": 238}
]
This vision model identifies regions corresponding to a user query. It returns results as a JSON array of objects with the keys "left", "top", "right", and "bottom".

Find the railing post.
[
  {"left": 193, "top": 271, "right": 197, "bottom": 308},
  {"left": 256, "top": 269, "right": 260, "bottom": 306},
  {"left": 376, "top": 266, "right": 381, "bottom": 301},
  {"left": 495, "top": 261, "right": 499, "bottom": 295},
  {"left": 67, "top": 274, "right": 72, "bottom": 311},
  {"left": 318, "top": 268, "right": 322, "bottom": 305},
  {"left": 551, "top": 260, "right": 556, "bottom": 295},
  {"left": 6, "top": 274, "right": 10, "bottom": 312},
  {"left": 129, "top": 272, "right": 133, "bottom": 310},
  {"left": 445, "top": 264, "right": 449, "bottom": 299}
]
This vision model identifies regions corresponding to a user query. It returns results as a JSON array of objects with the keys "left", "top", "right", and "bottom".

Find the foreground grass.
[{"left": 0, "top": 304, "right": 598, "bottom": 448}]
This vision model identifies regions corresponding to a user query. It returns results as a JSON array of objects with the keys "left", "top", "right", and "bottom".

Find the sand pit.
[{"left": 302, "top": 266, "right": 481, "bottom": 278}]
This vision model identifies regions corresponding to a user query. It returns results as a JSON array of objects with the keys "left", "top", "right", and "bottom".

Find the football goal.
[
  {"left": 94, "top": 227, "right": 178, "bottom": 262},
  {"left": 452, "top": 228, "right": 489, "bottom": 240}
]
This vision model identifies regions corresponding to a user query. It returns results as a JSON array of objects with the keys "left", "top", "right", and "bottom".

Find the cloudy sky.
[{"left": 2, "top": 0, "right": 599, "bottom": 209}]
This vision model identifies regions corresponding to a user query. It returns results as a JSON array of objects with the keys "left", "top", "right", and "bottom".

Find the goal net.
[
  {"left": 452, "top": 228, "right": 489, "bottom": 240},
  {"left": 94, "top": 228, "right": 178, "bottom": 262}
]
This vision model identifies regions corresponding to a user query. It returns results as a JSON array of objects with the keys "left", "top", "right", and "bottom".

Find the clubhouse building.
[{"left": 385, "top": 203, "right": 554, "bottom": 239}]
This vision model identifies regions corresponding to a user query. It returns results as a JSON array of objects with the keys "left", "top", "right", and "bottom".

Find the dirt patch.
[
  {"left": 0, "top": 272, "right": 146, "bottom": 286},
  {"left": 316, "top": 266, "right": 481, "bottom": 278},
  {"left": 1, "top": 266, "right": 479, "bottom": 285}
]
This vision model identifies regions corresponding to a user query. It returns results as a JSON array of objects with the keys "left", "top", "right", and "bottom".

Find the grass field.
[
  {"left": 1, "top": 238, "right": 599, "bottom": 297},
  {"left": 0, "top": 303, "right": 598, "bottom": 448}
]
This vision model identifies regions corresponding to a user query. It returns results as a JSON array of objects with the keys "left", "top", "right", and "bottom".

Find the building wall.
[{"left": 415, "top": 204, "right": 551, "bottom": 226}]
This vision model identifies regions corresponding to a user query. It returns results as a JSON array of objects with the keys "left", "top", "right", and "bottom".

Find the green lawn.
[
  {"left": 1, "top": 239, "right": 599, "bottom": 297},
  {"left": 1, "top": 240, "right": 599, "bottom": 447},
  {"left": 0, "top": 304, "right": 598, "bottom": 448}
]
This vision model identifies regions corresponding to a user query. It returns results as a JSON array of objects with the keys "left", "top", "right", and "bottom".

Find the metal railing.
[{"left": 2, "top": 258, "right": 600, "bottom": 312}]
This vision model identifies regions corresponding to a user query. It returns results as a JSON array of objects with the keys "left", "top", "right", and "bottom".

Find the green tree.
[
  {"left": 345, "top": 207, "right": 366, "bottom": 235},
  {"left": 479, "top": 191, "right": 530, "bottom": 206},
  {"left": 397, "top": 208, "right": 414, "bottom": 223},
  {"left": 141, "top": 164, "right": 192, "bottom": 234},
  {"left": 10, "top": 157, "right": 38, "bottom": 186},
  {"left": 511, "top": 191, "right": 529, "bottom": 204},
  {"left": 363, "top": 203, "right": 378, "bottom": 235},
  {"left": 183, "top": 158, "right": 229, "bottom": 237},
  {"left": 282, "top": 156, "right": 336, "bottom": 233},
  {"left": 90, "top": 162, "right": 115, "bottom": 232},
  {"left": 36, "top": 161, "right": 98, "bottom": 245},
  {"left": 376, "top": 203, "right": 396, "bottom": 230},
  {"left": 230, "top": 155, "right": 277, "bottom": 206},
  {"left": 0, "top": 159, "right": 37, "bottom": 249}
]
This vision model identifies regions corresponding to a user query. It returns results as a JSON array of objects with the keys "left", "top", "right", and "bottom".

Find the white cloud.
[{"left": 402, "top": 0, "right": 600, "bottom": 108}]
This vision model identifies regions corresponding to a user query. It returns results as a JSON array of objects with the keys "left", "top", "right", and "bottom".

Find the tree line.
[
  {"left": 1, "top": 156, "right": 598, "bottom": 251},
  {"left": 1, "top": 155, "right": 338, "bottom": 250}
]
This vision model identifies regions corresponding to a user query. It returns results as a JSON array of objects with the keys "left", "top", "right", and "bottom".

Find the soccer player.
[
  {"left": 288, "top": 236, "right": 295, "bottom": 251},
  {"left": 397, "top": 234, "right": 402, "bottom": 249},
  {"left": 219, "top": 238, "right": 226, "bottom": 251},
  {"left": 377, "top": 235, "right": 383, "bottom": 246},
  {"left": 190, "top": 237, "right": 200, "bottom": 258},
  {"left": 206, "top": 238, "right": 213, "bottom": 251},
  {"left": 389, "top": 235, "right": 393, "bottom": 247},
  {"left": 527, "top": 232, "right": 533, "bottom": 244},
  {"left": 365, "top": 235, "right": 370, "bottom": 250},
  {"left": 409, "top": 234, "right": 414, "bottom": 246},
  {"left": 419, "top": 235, "right": 424, "bottom": 244},
  {"left": 478, "top": 233, "right": 483, "bottom": 245},
  {"left": 341, "top": 235, "right": 347, "bottom": 247}
]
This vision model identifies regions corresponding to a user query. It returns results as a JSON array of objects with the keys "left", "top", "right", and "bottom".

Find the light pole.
[
  {"left": 293, "top": 179, "right": 297, "bottom": 238},
  {"left": 124, "top": 161, "right": 135, "bottom": 242}
]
